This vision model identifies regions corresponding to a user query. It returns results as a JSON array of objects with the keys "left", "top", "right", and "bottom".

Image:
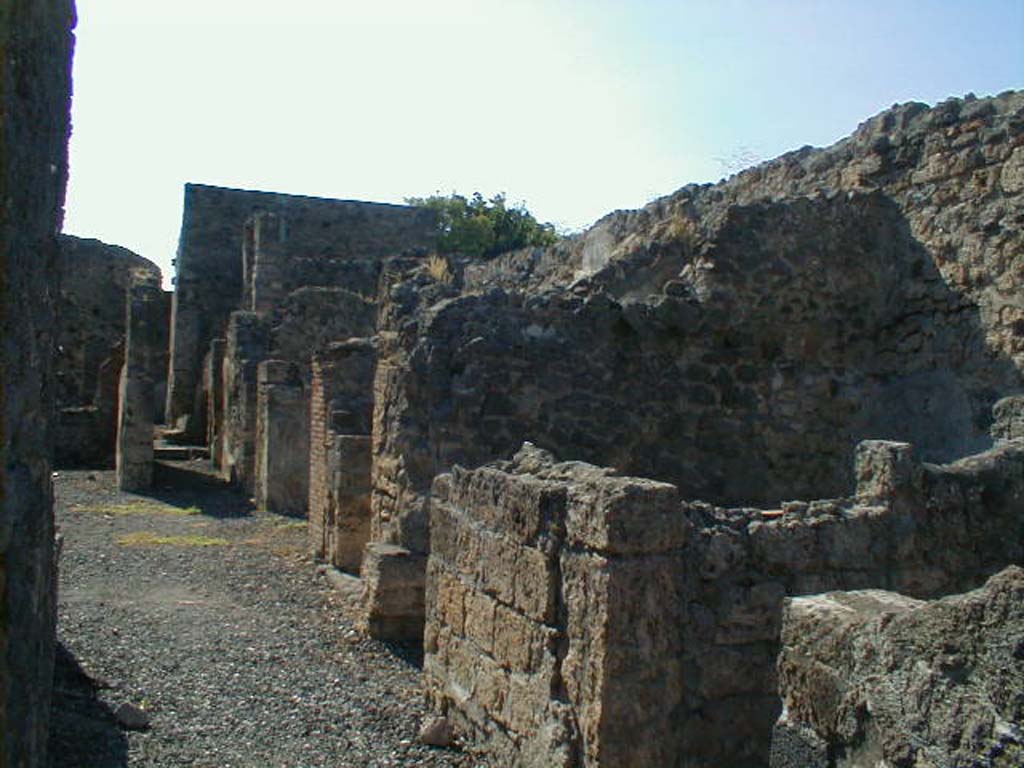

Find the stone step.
[{"left": 153, "top": 443, "right": 209, "bottom": 461}]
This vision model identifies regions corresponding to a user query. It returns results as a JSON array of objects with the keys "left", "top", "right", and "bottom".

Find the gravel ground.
[{"left": 51, "top": 460, "right": 482, "bottom": 768}]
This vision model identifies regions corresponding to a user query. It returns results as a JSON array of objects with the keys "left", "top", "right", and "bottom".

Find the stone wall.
[
  {"left": 309, "top": 339, "right": 377, "bottom": 572},
  {"left": 54, "top": 235, "right": 165, "bottom": 467},
  {"left": 367, "top": 94, "right": 1023, "bottom": 639},
  {"left": 166, "top": 183, "right": 436, "bottom": 437},
  {"left": 371, "top": 192, "right": 1021, "bottom": 547},
  {"left": 423, "top": 437, "right": 1024, "bottom": 766},
  {"left": 771, "top": 566, "right": 1024, "bottom": 767},
  {"left": 0, "top": 0, "right": 74, "bottom": 764}
]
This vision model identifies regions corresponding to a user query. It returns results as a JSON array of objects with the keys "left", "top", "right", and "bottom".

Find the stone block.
[
  {"left": 361, "top": 543, "right": 427, "bottom": 640},
  {"left": 854, "top": 439, "right": 921, "bottom": 503},
  {"left": 565, "top": 474, "right": 687, "bottom": 555},
  {"left": 444, "top": 465, "right": 568, "bottom": 548}
]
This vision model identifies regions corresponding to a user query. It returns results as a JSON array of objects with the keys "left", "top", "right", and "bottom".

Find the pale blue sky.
[{"left": 64, "top": 0, "right": 1022, "bottom": 286}]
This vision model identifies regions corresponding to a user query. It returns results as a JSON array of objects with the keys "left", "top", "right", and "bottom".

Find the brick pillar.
[{"left": 116, "top": 273, "right": 164, "bottom": 490}]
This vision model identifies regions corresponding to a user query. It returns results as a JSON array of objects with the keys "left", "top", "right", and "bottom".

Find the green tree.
[{"left": 405, "top": 192, "right": 559, "bottom": 258}]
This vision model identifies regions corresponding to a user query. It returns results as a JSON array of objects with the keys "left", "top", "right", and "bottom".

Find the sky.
[{"left": 63, "top": 0, "right": 1023, "bottom": 287}]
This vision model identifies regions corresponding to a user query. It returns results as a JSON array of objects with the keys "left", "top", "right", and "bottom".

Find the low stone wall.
[
  {"left": 771, "top": 566, "right": 1024, "bottom": 767},
  {"left": 424, "top": 438, "right": 1024, "bottom": 766},
  {"left": 308, "top": 339, "right": 377, "bottom": 571},
  {"left": 254, "top": 360, "right": 308, "bottom": 516}
]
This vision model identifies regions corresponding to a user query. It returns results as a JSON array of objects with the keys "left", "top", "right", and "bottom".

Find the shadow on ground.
[
  {"left": 142, "top": 460, "right": 255, "bottom": 519},
  {"left": 50, "top": 642, "right": 128, "bottom": 768}
]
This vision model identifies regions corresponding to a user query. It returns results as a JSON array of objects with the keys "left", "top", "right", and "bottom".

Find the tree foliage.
[{"left": 406, "top": 192, "right": 559, "bottom": 259}]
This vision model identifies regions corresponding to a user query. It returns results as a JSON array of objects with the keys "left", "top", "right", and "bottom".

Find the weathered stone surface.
[
  {"left": 116, "top": 274, "right": 164, "bottom": 491},
  {"left": 992, "top": 394, "right": 1024, "bottom": 442},
  {"left": 773, "top": 566, "right": 1024, "bottom": 767},
  {"left": 0, "top": 0, "right": 74, "bottom": 763}
]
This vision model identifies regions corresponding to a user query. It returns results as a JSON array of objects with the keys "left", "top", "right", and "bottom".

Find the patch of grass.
[
  {"left": 116, "top": 532, "right": 229, "bottom": 548},
  {"left": 80, "top": 501, "right": 201, "bottom": 517},
  {"left": 274, "top": 520, "right": 307, "bottom": 532},
  {"left": 426, "top": 253, "right": 453, "bottom": 284}
]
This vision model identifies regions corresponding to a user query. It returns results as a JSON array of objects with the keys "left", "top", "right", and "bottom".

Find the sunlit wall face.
[{"left": 64, "top": 0, "right": 1024, "bottom": 287}]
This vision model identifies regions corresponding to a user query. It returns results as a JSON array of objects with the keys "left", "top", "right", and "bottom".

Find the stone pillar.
[
  {"left": 308, "top": 339, "right": 377, "bottom": 572},
  {"left": 221, "top": 311, "right": 270, "bottom": 492},
  {"left": 204, "top": 338, "right": 226, "bottom": 469},
  {"left": 424, "top": 445, "right": 688, "bottom": 766},
  {"left": 0, "top": 2, "right": 74, "bottom": 763},
  {"left": 116, "top": 273, "right": 164, "bottom": 491},
  {"left": 254, "top": 360, "right": 308, "bottom": 516}
]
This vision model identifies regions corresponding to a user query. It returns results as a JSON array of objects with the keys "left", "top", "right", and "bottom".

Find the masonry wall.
[
  {"left": 54, "top": 235, "right": 164, "bottom": 467},
  {"left": 424, "top": 438, "right": 1024, "bottom": 767},
  {"left": 0, "top": 1, "right": 74, "bottom": 764},
  {"left": 371, "top": 189, "right": 1022, "bottom": 576},
  {"left": 166, "top": 184, "right": 435, "bottom": 436}
]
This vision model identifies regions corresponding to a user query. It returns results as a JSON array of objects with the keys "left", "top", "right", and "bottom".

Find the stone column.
[
  {"left": 116, "top": 273, "right": 164, "bottom": 491},
  {"left": 254, "top": 360, "right": 308, "bottom": 516}
]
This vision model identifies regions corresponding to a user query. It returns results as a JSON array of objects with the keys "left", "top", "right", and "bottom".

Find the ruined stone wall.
[
  {"left": 309, "top": 340, "right": 377, "bottom": 572},
  {"left": 54, "top": 235, "right": 165, "bottom": 467},
  {"left": 167, "top": 183, "right": 435, "bottom": 435},
  {"left": 371, "top": 187, "right": 1021, "bottom": 568},
  {"left": 0, "top": 0, "right": 74, "bottom": 763},
  {"left": 425, "top": 438, "right": 1024, "bottom": 766},
  {"left": 771, "top": 566, "right": 1024, "bottom": 768}
]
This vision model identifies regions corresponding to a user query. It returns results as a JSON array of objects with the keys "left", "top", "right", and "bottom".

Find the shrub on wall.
[{"left": 405, "top": 192, "right": 559, "bottom": 258}]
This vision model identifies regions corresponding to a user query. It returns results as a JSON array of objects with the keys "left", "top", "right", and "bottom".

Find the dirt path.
[{"left": 51, "top": 461, "right": 478, "bottom": 768}]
